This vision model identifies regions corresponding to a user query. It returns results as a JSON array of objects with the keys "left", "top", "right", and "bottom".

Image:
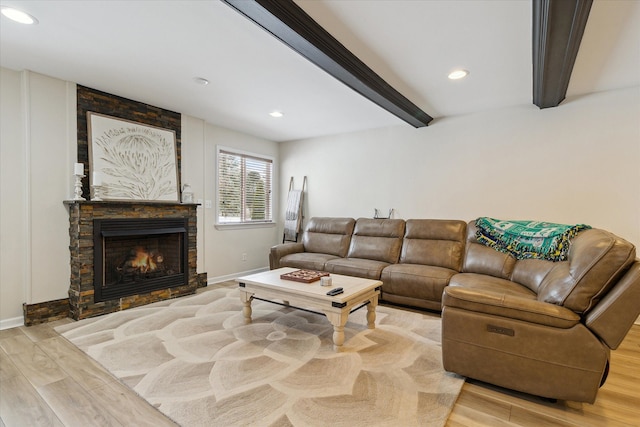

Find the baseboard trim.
[{"left": 0, "top": 316, "right": 25, "bottom": 330}]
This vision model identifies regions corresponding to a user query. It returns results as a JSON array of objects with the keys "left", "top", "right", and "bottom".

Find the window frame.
[{"left": 215, "top": 145, "right": 275, "bottom": 229}]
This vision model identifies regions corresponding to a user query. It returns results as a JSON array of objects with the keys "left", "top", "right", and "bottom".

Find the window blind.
[{"left": 217, "top": 148, "right": 273, "bottom": 224}]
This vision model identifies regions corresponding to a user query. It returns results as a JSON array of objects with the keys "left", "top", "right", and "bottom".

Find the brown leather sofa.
[
  {"left": 269, "top": 216, "right": 640, "bottom": 403},
  {"left": 442, "top": 221, "right": 639, "bottom": 403}
]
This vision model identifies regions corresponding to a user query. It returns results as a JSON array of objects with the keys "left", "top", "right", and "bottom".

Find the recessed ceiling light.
[
  {"left": 1, "top": 6, "right": 38, "bottom": 24},
  {"left": 193, "top": 77, "right": 209, "bottom": 86},
  {"left": 448, "top": 69, "right": 469, "bottom": 80},
  {"left": 269, "top": 111, "right": 284, "bottom": 118}
]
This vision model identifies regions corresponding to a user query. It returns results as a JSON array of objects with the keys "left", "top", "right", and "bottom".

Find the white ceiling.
[{"left": 1, "top": 0, "right": 638, "bottom": 142}]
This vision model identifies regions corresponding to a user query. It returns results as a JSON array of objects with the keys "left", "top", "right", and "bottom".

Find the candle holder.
[
  {"left": 73, "top": 174, "right": 86, "bottom": 201},
  {"left": 91, "top": 185, "right": 103, "bottom": 201},
  {"left": 181, "top": 183, "right": 194, "bottom": 203}
]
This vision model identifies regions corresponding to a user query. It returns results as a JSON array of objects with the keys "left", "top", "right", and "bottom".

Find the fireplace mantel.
[
  {"left": 65, "top": 200, "right": 199, "bottom": 320},
  {"left": 64, "top": 200, "right": 200, "bottom": 208}
]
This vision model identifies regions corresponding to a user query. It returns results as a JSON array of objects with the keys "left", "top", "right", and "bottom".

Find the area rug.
[{"left": 56, "top": 284, "right": 464, "bottom": 427}]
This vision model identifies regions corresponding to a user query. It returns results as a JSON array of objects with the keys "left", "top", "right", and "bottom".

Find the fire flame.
[{"left": 130, "top": 247, "right": 157, "bottom": 273}]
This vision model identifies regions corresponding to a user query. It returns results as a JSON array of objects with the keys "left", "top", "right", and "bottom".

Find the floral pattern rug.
[{"left": 56, "top": 284, "right": 464, "bottom": 426}]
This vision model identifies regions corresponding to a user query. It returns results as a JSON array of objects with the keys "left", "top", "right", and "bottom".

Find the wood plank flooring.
[
  {"left": 1, "top": 288, "right": 639, "bottom": 426},
  {"left": 0, "top": 321, "right": 177, "bottom": 427}
]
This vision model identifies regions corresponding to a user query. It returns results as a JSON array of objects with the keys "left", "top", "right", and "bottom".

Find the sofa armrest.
[
  {"left": 585, "top": 260, "right": 640, "bottom": 349},
  {"left": 442, "top": 286, "right": 580, "bottom": 328},
  {"left": 269, "top": 242, "right": 304, "bottom": 269}
]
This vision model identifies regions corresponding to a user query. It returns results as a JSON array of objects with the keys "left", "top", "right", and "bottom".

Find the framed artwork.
[{"left": 87, "top": 112, "right": 179, "bottom": 202}]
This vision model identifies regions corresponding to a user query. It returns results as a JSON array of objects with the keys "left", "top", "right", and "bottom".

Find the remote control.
[{"left": 326, "top": 287, "right": 343, "bottom": 296}]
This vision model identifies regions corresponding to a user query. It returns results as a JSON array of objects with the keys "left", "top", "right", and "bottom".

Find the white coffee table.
[{"left": 236, "top": 267, "right": 381, "bottom": 351}]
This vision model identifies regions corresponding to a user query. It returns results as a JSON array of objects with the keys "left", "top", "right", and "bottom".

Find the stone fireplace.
[{"left": 66, "top": 200, "right": 198, "bottom": 320}]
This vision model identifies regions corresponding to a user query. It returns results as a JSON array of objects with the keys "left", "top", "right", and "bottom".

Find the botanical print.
[{"left": 88, "top": 113, "right": 178, "bottom": 201}]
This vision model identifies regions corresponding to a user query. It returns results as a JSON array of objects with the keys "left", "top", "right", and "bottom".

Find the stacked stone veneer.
[
  {"left": 66, "top": 201, "right": 198, "bottom": 320},
  {"left": 76, "top": 85, "right": 182, "bottom": 197},
  {"left": 21, "top": 86, "right": 197, "bottom": 326}
]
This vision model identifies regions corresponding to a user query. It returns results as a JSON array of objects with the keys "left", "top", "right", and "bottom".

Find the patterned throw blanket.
[{"left": 475, "top": 217, "right": 591, "bottom": 261}]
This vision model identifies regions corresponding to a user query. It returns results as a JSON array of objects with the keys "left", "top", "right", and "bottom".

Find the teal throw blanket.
[{"left": 475, "top": 217, "right": 591, "bottom": 262}]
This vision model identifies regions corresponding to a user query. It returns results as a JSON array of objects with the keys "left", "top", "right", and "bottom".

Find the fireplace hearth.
[{"left": 66, "top": 201, "right": 198, "bottom": 320}]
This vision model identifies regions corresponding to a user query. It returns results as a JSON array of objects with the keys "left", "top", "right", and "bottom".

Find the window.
[{"left": 216, "top": 146, "right": 273, "bottom": 225}]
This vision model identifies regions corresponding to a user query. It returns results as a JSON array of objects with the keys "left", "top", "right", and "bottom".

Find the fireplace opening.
[{"left": 94, "top": 218, "right": 188, "bottom": 302}]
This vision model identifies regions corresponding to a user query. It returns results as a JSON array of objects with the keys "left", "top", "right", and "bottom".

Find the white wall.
[
  {"left": 1, "top": 68, "right": 27, "bottom": 328},
  {"left": 0, "top": 70, "right": 76, "bottom": 328},
  {"left": 181, "top": 115, "right": 206, "bottom": 273},
  {"left": 279, "top": 87, "right": 640, "bottom": 249},
  {"left": 181, "top": 116, "right": 280, "bottom": 281}
]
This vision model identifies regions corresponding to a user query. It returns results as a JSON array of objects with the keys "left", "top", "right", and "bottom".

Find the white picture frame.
[{"left": 87, "top": 112, "right": 179, "bottom": 202}]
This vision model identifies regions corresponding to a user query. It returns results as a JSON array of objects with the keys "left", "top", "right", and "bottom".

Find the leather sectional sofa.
[{"left": 269, "top": 217, "right": 640, "bottom": 403}]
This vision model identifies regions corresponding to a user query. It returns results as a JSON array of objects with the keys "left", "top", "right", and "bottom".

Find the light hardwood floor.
[{"left": 1, "top": 294, "right": 639, "bottom": 427}]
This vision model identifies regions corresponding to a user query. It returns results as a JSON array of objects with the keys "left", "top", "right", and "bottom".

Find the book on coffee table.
[{"left": 280, "top": 269, "right": 330, "bottom": 283}]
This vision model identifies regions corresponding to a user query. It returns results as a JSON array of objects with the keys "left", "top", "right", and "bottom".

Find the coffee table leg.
[
  {"left": 324, "top": 311, "right": 349, "bottom": 351},
  {"left": 239, "top": 291, "right": 253, "bottom": 324},
  {"left": 367, "top": 295, "right": 378, "bottom": 329}
]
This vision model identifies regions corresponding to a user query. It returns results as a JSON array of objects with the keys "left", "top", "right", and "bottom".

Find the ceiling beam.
[
  {"left": 532, "top": 0, "right": 593, "bottom": 109},
  {"left": 223, "top": 0, "right": 433, "bottom": 128}
]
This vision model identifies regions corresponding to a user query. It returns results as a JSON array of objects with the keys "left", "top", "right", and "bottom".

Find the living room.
[
  {"left": 1, "top": 1, "right": 639, "bottom": 426},
  {"left": 1, "top": 0, "right": 638, "bottom": 328}
]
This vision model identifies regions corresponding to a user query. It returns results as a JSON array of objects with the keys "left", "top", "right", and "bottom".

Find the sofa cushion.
[
  {"left": 443, "top": 286, "right": 580, "bottom": 329},
  {"left": 347, "top": 218, "right": 405, "bottom": 263},
  {"left": 511, "top": 258, "right": 556, "bottom": 293},
  {"left": 302, "top": 217, "right": 355, "bottom": 257},
  {"left": 325, "top": 258, "right": 390, "bottom": 280},
  {"left": 280, "top": 253, "right": 342, "bottom": 271},
  {"left": 449, "top": 273, "right": 537, "bottom": 299},
  {"left": 537, "top": 228, "right": 636, "bottom": 314},
  {"left": 462, "top": 221, "right": 516, "bottom": 279},
  {"left": 400, "top": 219, "right": 466, "bottom": 270},
  {"left": 381, "top": 264, "right": 458, "bottom": 303}
]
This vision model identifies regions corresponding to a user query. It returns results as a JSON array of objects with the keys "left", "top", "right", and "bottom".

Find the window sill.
[{"left": 215, "top": 222, "right": 276, "bottom": 231}]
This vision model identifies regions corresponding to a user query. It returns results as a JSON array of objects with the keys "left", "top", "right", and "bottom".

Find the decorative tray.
[{"left": 280, "top": 269, "right": 330, "bottom": 283}]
